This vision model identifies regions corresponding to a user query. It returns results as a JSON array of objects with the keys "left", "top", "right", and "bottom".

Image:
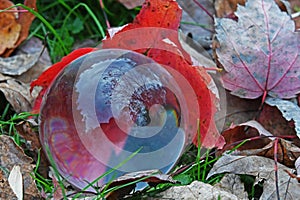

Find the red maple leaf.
[
  {"left": 216, "top": 0, "right": 300, "bottom": 102},
  {"left": 103, "top": 0, "right": 224, "bottom": 148},
  {"left": 31, "top": 0, "right": 224, "bottom": 149}
]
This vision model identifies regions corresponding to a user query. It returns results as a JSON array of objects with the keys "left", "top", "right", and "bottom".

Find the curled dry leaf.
[
  {"left": 0, "top": 37, "right": 51, "bottom": 112},
  {"left": 0, "top": 52, "right": 40, "bottom": 75},
  {"left": 0, "top": 0, "right": 21, "bottom": 55},
  {"left": 0, "top": 135, "right": 40, "bottom": 199},
  {"left": 221, "top": 120, "right": 273, "bottom": 152},
  {"left": 257, "top": 103, "right": 300, "bottom": 146},
  {"left": 0, "top": 79, "right": 33, "bottom": 112},
  {"left": 215, "top": 0, "right": 300, "bottom": 100},
  {"left": 214, "top": 0, "right": 245, "bottom": 18},
  {"left": 266, "top": 97, "right": 300, "bottom": 139},
  {"left": 207, "top": 154, "right": 300, "bottom": 199},
  {"left": 221, "top": 120, "right": 300, "bottom": 167},
  {"left": 239, "top": 138, "right": 300, "bottom": 167},
  {"left": 2, "top": 0, "right": 37, "bottom": 57}
]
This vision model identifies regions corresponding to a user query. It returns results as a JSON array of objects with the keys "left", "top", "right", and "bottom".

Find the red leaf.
[
  {"left": 103, "top": 0, "right": 224, "bottom": 148},
  {"left": 30, "top": 48, "right": 96, "bottom": 113},
  {"left": 215, "top": 0, "right": 300, "bottom": 101}
]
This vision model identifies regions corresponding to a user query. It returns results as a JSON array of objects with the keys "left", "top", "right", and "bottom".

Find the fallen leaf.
[
  {"left": 179, "top": 32, "right": 216, "bottom": 70},
  {"left": 220, "top": 120, "right": 300, "bottom": 167},
  {"left": 0, "top": 37, "right": 51, "bottom": 112},
  {"left": 2, "top": 0, "right": 37, "bottom": 57},
  {"left": 148, "top": 181, "right": 240, "bottom": 200},
  {"left": 102, "top": 0, "right": 224, "bottom": 148},
  {"left": 0, "top": 0, "right": 21, "bottom": 55},
  {"left": 214, "top": 174, "right": 248, "bottom": 199},
  {"left": 178, "top": 0, "right": 215, "bottom": 43},
  {"left": 30, "top": 47, "right": 96, "bottom": 113},
  {"left": 0, "top": 52, "right": 40, "bottom": 75},
  {"left": 8, "top": 165, "right": 23, "bottom": 200},
  {"left": 16, "top": 37, "right": 52, "bottom": 84},
  {"left": 215, "top": 0, "right": 300, "bottom": 100},
  {"left": 257, "top": 103, "right": 300, "bottom": 147},
  {"left": 241, "top": 139, "right": 300, "bottom": 167},
  {"left": 105, "top": 169, "right": 176, "bottom": 200},
  {"left": 0, "top": 79, "right": 33, "bottom": 112},
  {"left": 290, "top": 0, "right": 300, "bottom": 29},
  {"left": 266, "top": 97, "right": 300, "bottom": 139},
  {"left": 215, "top": 91, "right": 260, "bottom": 130},
  {"left": 207, "top": 154, "right": 300, "bottom": 199},
  {"left": 0, "top": 135, "right": 40, "bottom": 199},
  {"left": 214, "top": 0, "right": 245, "bottom": 18},
  {"left": 214, "top": 0, "right": 291, "bottom": 19},
  {"left": 221, "top": 120, "right": 273, "bottom": 152}
]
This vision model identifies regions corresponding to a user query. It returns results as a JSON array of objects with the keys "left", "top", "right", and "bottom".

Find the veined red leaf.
[
  {"left": 102, "top": 0, "right": 191, "bottom": 61},
  {"left": 215, "top": 0, "right": 300, "bottom": 101},
  {"left": 103, "top": 0, "right": 224, "bottom": 148},
  {"left": 30, "top": 47, "right": 96, "bottom": 113}
]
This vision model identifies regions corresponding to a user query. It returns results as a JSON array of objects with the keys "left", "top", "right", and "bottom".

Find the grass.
[
  {"left": 13, "top": 0, "right": 139, "bottom": 62},
  {"left": 1, "top": 1, "right": 265, "bottom": 199}
]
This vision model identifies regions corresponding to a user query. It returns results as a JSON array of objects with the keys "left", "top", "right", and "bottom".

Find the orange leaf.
[{"left": 2, "top": 0, "right": 37, "bottom": 57}]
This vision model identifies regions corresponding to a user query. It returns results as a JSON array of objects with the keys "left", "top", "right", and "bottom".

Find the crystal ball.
[{"left": 39, "top": 49, "right": 197, "bottom": 191}]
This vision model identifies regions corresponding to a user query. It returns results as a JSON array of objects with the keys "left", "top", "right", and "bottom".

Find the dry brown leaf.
[
  {"left": 220, "top": 120, "right": 300, "bottom": 167},
  {"left": 220, "top": 120, "right": 272, "bottom": 152},
  {"left": 0, "top": 135, "right": 40, "bottom": 199},
  {"left": 290, "top": 0, "right": 300, "bottom": 29},
  {"left": 237, "top": 139, "right": 300, "bottom": 167},
  {"left": 257, "top": 104, "right": 300, "bottom": 147},
  {"left": 214, "top": 174, "right": 248, "bottom": 199},
  {"left": 207, "top": 154, "right": 300, "bottom": 199},
  {"left": 214, "top": 0, "right": 245, "bottom": 18},
  {"left": 0, "top": 52, "right": 40, "bottom": 75},
  {"left": 215, "top": 92, "right": 260, "bottom": 131},
  {"left": 0, "top": 0, "right": 21, "bottom": 55},
  {"left": 214, "top": 0, "right": 300, "bottom": 29},
  {"left": 0, "top": 37, "right": 51, "bottom": 112},
  {"left": 149, "top": 181, "right": 240, "bottom": 200},
  {"left": 0, "top": 79, "right": 34, "bottom": 112},
  {"left": 2, "top": 0, "right": 37, "bottom": 57}
]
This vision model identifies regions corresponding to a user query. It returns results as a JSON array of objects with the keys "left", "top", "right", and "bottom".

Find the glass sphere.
[{"left": 39, "top": 49, "right": 196, "bottom": 191}]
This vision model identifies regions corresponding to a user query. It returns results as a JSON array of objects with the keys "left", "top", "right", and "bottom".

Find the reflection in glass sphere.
[{"left": 39, "top": 49, "right": 194, "bottom": 191}]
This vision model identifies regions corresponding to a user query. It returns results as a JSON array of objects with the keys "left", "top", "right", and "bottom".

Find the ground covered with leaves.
[{"left": 1, "top": 0, "right": 300, "bottom": 199}]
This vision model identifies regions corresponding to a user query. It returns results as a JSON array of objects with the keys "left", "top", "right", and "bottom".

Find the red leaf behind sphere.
[
  {"left": 30, "top": 48, "right": 96, "bottom": 113},
  {"left": 103, "top": 0, "right": 224, "bottom": 149}
]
